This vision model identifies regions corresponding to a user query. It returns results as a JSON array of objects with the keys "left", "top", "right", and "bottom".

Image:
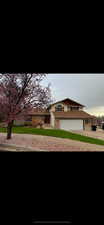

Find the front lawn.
[{"left": 0, "top": 126, "right": 104, "bottom": 146}]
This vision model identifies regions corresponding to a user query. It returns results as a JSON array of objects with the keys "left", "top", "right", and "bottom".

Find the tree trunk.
[{"left": 7, "top": 120, "right": 14, "bottom": 140}]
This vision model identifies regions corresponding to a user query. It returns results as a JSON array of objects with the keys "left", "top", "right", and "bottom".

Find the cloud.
[{"left": 42, "top": 74, "right": 104, "bottom": 116}]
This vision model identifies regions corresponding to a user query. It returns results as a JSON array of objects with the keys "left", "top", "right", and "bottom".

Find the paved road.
[{"left": 1, "top": 133, "right": 104, "bottom": 151}]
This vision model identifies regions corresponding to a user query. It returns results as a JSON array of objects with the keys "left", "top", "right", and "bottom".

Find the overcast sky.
[{"left": 42, "top": 74, "right": 104, "bottom": 116}]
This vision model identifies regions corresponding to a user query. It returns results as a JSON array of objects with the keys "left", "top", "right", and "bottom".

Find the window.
[
  {"left": 44, "top": 115, "right": 50, "bottom": 124},
  {"left": 70, "top": 106, "right": 79, "bottom": 111},
  {"left": 55, "top": 104, "right": 64, "bottom": 112},
  {"left": 25, "top": 116, "right": 32, "bottom": 122},
  {"left": 67, "top": 105, "right": 71, "bottom": 111}
]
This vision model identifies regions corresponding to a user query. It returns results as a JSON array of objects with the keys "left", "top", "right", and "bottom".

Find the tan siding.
[
  {"left": 50, "top": 105, "right": 56, "bottom": 112},
  {"left": 50, "top": 103, "right": 65, "bottom": 112},
  {"left": 50, "top": 112, "right": 55, "bottom": 127},
  {"left": 64, "top": 105, "right": 68, "bottom": 112}
]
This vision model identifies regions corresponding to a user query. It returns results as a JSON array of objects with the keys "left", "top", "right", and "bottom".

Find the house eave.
[
  {"left": 28, "top": 112, "right": 50, "bottom": 116},
  {"left": 54, "top": 111, "right": 94, "bottom": 119},
  {"left": 47, "top": 98, "right": 85, "bottom": 109}
]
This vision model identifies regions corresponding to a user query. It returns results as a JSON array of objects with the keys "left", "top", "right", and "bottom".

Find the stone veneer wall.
[
  {"left": 55, "top": 119, "right": 60, "bottom": 129},
  {"left": 84, "top": 118, "right": 96, "bottom": 131},
  {"left": 84, "top": 122, "right": 92, "bottom": 131},
  {"left": 32, "top": 116, "right": 45, "bottom": 126}
]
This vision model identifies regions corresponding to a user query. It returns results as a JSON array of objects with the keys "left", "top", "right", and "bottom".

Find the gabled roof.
[
  {"left": 48, "top": 98, "right": 85, "bottom": 109},
  {"left": 54, "top": 111, "right": 94, "bottom": 119}
]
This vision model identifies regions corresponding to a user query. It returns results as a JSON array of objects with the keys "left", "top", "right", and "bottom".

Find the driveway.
[
  {"left": 71, "top": 129, "right": 104, "bottom": 140},
  {"left": 0, "top": 133, "right": 104, "bottom": 151}
]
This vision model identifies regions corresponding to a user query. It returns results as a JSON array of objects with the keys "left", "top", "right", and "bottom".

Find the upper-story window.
[
  {"left": 70, "top": 106, "right": 79, "bottom": 111},
  {"left": 55, "top": 104, "right": 64, "bottom": 112},
  {"left": 67, "top": 105, "right": 70, "bottom": 111}
]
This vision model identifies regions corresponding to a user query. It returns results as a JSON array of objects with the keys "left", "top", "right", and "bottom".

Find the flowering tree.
[{"left": 0, "top": 73, "right": 52, "bottom": 139}]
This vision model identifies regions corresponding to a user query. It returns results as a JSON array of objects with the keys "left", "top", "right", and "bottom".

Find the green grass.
[{"left": 0, "top": 126, "right": 104, "bottom": 146}]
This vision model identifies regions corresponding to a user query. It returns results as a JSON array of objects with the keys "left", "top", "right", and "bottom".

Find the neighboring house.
[{"left": 17, "top": 98, "right": 96, "bottom": 131}]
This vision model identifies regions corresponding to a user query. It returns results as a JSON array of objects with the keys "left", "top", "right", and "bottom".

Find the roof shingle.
[
  {"left": 28, "top": 108, "right": 49, "bottom": 115},
  {"left": 54, "top": 111, "right": 95, "bottom": 119}
]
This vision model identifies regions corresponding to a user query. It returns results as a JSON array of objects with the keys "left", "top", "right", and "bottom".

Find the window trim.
[{"left": 55, "top": 104, "right": 64, "bottom": 112}]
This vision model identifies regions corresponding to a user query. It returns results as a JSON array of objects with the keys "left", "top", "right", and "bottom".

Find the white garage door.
[{"left": 60, "top": 119, "right": 83, "bottom": 131}]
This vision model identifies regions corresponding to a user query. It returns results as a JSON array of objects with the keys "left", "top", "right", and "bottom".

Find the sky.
[{"left": 41, "top": 74, "right": 104, "bottom": 116}]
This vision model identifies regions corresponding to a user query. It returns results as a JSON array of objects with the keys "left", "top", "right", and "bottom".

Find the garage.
[{"left": 60, "top": 119, "right": 83, "bottom": 131}]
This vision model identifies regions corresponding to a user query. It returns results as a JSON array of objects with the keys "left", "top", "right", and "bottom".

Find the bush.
[
  {"left": 32, "top": 118, "right": 44, "bottom": 128},
  {"left": 24, "top": 121, "right": 32, "bottom": 126}
]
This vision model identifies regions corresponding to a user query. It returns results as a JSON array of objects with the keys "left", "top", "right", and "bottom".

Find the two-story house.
[{"left": 23, "top": 98, "right": 96, "bottom": 131}]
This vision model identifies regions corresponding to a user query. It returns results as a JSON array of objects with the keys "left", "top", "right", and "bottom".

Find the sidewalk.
[{"left": 0, "top": 143, "right": 47, "bottom": 152}]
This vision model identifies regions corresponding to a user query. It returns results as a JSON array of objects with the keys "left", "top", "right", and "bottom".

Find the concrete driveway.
[{"left": 71, "top": 129, "right": 104, "bottom": 140}]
